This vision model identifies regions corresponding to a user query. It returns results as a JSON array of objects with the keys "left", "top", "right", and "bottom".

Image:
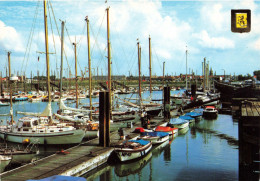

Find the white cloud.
[
  {"left": 200, "top": 3, "right": 229, "bottom": 32},
  {"left": 0, "top": 21, "right": 24, "bottom": 52},
  {"left": 193, "top": 30, "right": 234, "bottom": 49},
  {"left": 251, "top": 38, "right": 260, "bottom": 51}
]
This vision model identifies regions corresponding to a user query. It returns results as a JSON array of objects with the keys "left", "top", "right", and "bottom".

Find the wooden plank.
[
  {"left": 256, "top": 106, "right": 260, "bottom": 115},
  {"left": 241, "top": 104, "right": 247, "bottom": 117},
  {"left": 251, "top": 105, "right": 260, "bottom": 117},
  {"left": 246, "top": 104, "right": 254, "bottom": 117}
]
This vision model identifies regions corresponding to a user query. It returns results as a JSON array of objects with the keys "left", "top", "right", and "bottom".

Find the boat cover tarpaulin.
[
  {"left": 155, "top": 126, "right": 173, "bottom": 132},
  {"left": 128, "top": 139, "right": 150, "bottom": 146},
  {"left": 179, "top": 115, "right": 195, "bottom": 120},
  {"left": 134, "top": 127, "right": 145, "bottom": 133},
  {"left": 185, "top": 112, "right": 203, "bottom": 117},
  {"left": 169, "top": 118, "right": 188, "bottom": 125},
  {"left": 27, "top": 175, "right": 86, "bottom": 181},
  {"left": 141, "top": 131, "right": 169, "bottom": 137}
]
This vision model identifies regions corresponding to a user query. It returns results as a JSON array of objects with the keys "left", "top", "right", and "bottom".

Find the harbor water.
[
  {"left": 0, "top": 90, "right": 238, "bottom": 180},
  {"left": 83, "top": 114, "right": 238, "bottom": 181}
]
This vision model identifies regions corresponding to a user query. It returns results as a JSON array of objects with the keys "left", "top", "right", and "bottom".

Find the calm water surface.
[
  {"left": 0, "top": 90, "right": 238, "bottom": 180},
  {"left": 82, "top": 114, "right": 238, "bottom": 181}
]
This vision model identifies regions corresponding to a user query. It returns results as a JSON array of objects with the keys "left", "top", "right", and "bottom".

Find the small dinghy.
[
  {"left": 168, "top": 118, "right": 189, "bottom": 129},
  {"left": 139, "top": 131, "right": 169, "bottom": 145},
  {"left": 114, "top": 139, "right": 152, "bottom": 162},
  {"left": 203, "top": 106, "right": 218, "bottom": 119},
  {"left": 155, "top": 126, "right": 178, "bottom": 136}
]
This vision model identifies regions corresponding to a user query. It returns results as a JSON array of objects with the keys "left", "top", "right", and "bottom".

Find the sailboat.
[{"left": 0, "top": 0, "right": 85, "bottom": 145}]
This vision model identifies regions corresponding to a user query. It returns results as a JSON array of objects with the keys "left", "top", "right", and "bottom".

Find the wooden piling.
[
  {"left": 99, "top": 91, "right": 110, "bottom": 147},
  {"left": 164, "top": 86, "right": 170, "bottom": 119}
]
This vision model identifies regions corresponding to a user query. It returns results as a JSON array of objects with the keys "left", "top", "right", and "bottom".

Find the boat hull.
[
  {"left": 203, "top": 111, "right": 218, "bottom": 119},
  {"left": 169, "top": 121, "right": 189, "bottom": 129},
  {"left": 0, "top": 155, "right": 11, "bottom": 173},
  {"left": 10, "top": 152, "right": 38, "bottom": 164},
  {"left": 115, "top": 142, "right": 152, "bottom": 162},
  {"left": 0, "top": 129, "right": 85, "bottom": 145},
  {"left": 140, "top": 135, "right": 169, "bottom": 145}
]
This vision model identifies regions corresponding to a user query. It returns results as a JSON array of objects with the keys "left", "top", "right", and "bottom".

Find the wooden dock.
[
  {"left": 239, "top": 100, "right": 260, "bottom": 181},
  {"left": 0, "top": 117, "right": 166, "bottom": 181}
]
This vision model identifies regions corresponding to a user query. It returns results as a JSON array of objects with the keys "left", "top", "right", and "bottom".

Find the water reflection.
[
  {"left": 152, "top": 140, "right": 170, "bottom": 158},
  {"left": 175, "top": 167, "right": 238, "bottom": 181},
  {"left": 115, "top": 152, "right": 152, "bottom": 177},
  {"left": 82, "top": 164, "right": 111, "bottom": 181},
  {"left": 178, "top": 126, "right": 189, "bottom": 135}
]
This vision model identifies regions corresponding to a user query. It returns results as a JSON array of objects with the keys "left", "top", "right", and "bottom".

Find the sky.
[{"left": 0, "top": 0, "right": 259, "bottom": 78}]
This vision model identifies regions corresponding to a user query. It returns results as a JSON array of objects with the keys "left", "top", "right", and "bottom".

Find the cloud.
[
  {"left": 0, "top": 21, "right": 24, "bottom": 52},
  {"left": 200, "top": 3, "right": 229, "bottom": 32},
  {"left": 193, "top": 30, "right": 234, "bottom": 49},
  {"left": 250, "top": 38, "right": 260, "bottom": 51}
]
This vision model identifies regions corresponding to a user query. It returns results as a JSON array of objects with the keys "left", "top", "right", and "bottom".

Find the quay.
[
  {"left": 239, "top": 100, "right": 260, "bottom": 181},
  {"left": 0, "top": 117, "right": 166, "bottom": 181}
]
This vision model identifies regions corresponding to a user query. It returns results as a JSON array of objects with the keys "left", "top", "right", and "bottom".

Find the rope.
[
  {"left": 89, "top": 12, "right": 107, "bottom": 70},
  {"left": 128, "top": 46, "right": 137, "bottom": 74},
  {"left": 49, "top": 0, "right": 71, "bottom": 75},
  {"left": 47, "top": 1, "right": 58, "bottom": 77},
  {"left": 21, "top": 0, "right": 40, "bottom": 74},
  {"left": 152, "top": 47, "right": 163, "bottom": 75}
]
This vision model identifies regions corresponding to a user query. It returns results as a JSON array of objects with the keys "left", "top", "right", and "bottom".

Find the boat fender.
[
  {"left": 22, "top": 138, "right": 30, "bottom": 144},
  {"left": 127, "top": 152, "right": 131, "bottom": 156},
  {"left": 122, "top": 152, "right": 127, "bottom": 156}
]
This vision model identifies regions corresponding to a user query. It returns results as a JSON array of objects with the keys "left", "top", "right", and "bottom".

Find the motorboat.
[
  {"left": 185, "top": 112, "right": 203, "bottom": 122},
  {"left": 155, "top": 126, "right": 178, "bottom": 136},
  {"left": 203, "top": 106, "right": 218, "bottom": 119},
  {"left": 114, "top": 139, "right": 152, "bottom": 162},
  {"left": 139, "top": 131, "right": 169, "bottom": 145},
  {"left": 167, "top": 118, "right": 189, "bottom": 129}
]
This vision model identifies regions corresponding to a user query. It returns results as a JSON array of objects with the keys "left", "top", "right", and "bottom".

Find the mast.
[
  {"left": 37, "top": 71, "right": 39, "bottom": 93},
  {"left": 163, "top": 61, "right": 165, "bottom": 87},
  {"left": 8, "top": 52, "right": 13, "bottom": 124},
  {"left": 149, "top": 35, "right": 152, "bottom": 95},
  {"left": 203, "top": 57, "right": 206, "bottom": 92},
  {"left": 185, "top": 48, "right": 188, "bottom": 90},
  {"left": 106, "top": 7, "right": 112, "bottom": 117},
  {"left": 60, "top": 21, "right": 64, "bottom": 99},
  {"left": 43, "top": 0, "right": 51, "bottom": 104},
  {"left": 1, "top": 71, "right": 2, "bottom": 96},
  {"left": 85, "top": 16, "right": 92, "bottom": 120},
  {"left": 73, "top": 42, "right": 78, "bottom": 108},
  {"left": 138, "top": 41, "right": 142, "bottom": 108},
  {"left": 31, "top": 71, "right": 33, "bottom": 91}
]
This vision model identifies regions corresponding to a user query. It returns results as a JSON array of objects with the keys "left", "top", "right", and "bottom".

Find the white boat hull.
[
  {"left": 171, "top": 122, "right": 189, "bottom": 129},
  {"left": 0, "top": 129, "right": 85, "bottom": 145},
  {"left": 115, "top": 143, "right": 152, "bottom": 162},
  {"left": 141, "top": 135, "right": 169, "bottom": 145}
]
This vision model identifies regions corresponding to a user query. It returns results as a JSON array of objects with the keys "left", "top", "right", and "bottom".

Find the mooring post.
[
  {"left": 191, "top": 84, "right": 196, "bottom": 100},
  {"left": 99, "top": 91, "right": 110, "bottom": 147},
  {"left": 163, "top": 86, "right": 170, "bottom": 119}
]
